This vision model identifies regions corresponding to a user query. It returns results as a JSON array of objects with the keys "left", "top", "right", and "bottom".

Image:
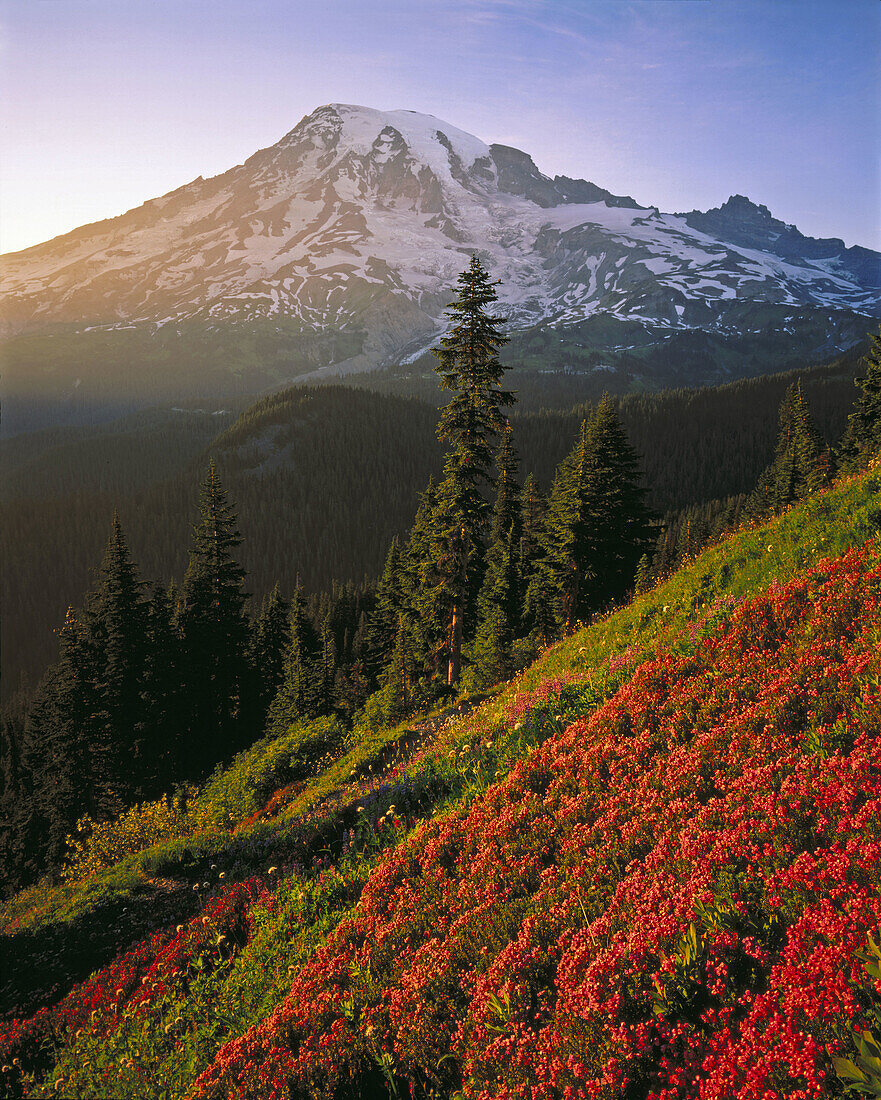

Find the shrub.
[
  {"left": 199, "top": 717, "right": 347, "bottom": 827},
  {"left": 63, "top": 790, "right": 201, "bottom": 882}
]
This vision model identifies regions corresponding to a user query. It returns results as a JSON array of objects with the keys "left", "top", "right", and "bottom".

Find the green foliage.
[
  {"left": 748, "top": 380, "right": 829, "bottom": 518},
  {"left": 63, "top": 791, "right": 201, "bottom": 881},
  {"left": 177, "top": 463, "right": 250, "bottom": 774},
  {"left": 86, "top": 514, "right": 153, "bottom": 790},
  {"left": 246, "top": 585, "right": 290, "bottom": 718},
  {"left": 427, "top": 256, "right": 514, "bottom": 685},
  {"left": 198, "top": 716, "right": 347, "bottom": 827},
  {"left": 840, "top": 326, "right": 881, "bottom": 472},
  {"left": 0, "top": 466, "right": 878, "bottom": 1099},
  {"left": 834, "top": 934, "right": 881, "bottom": 1096},
  {"left": 532, "top": 396, "right": 654, "bottom": 630},
  {"left": 265, "top": 584, "right": 324, "bottom": 732}
]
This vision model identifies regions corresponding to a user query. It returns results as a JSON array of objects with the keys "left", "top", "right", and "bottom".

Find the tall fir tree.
[
  {"left": 19, "top": 610, "right": 110, "bottom": 876},
  {"left": 85, "top": 514, "right": 149, "bottom": 797},
  {"left": 143, "top": 581, "right": 184, "bottom": 792},
  {"left": 427, "top": 256, "right": 514, "bottom": 685},
  {"left": 519, "top": 474, "right": 554, "bottom": 643},
  {"left": 266, "top": 582, "right": 323, "bottom": 735},
  {"left": 533, "top": 397, "right": 653, "bottom": 631},
  {"left": 0, "top": 706, "right": 25, "bottom": 894},
  {"left": 374, "top": 481, "right": 439, "bottom": 715},
  {"left": 363, "top": 537, "right": 403, "bottom": 686},
  {"left": 488, "top": 424, "right": 522, "bottom": 547},
  {"left": 472, "top": 429, "right": 524, "bottom": 686},
  {"left": 749, "top": 381, "right": 827, "bottom": 517},
  {"left": 401, "top": 479, "right": 441, "bottom": 682},
  {"left": 471, "top": 535, "right": 520, "bottom": 689},
  {"left": 583, "top": 396, "right": 656, "bottom": 610},
  {"left": 839, "top": 326, "right": 881, "bottom": 470},
  {"left": 246, "top": 585, "right": 291, "bottom": 724},
  {"left": 177, "top": 463, "right": 250, "bottom": 774},
  {"left": 540, "top": 418, "right": 596, "bottom": 630}
]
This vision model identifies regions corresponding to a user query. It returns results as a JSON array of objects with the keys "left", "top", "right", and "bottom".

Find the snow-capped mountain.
[{"left": 2, "top": 103, "right": 879, "bottom": 374}]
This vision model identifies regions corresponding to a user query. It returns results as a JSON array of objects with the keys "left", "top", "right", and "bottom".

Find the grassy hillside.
[{"left": 1, "top": 465, "right": 879, "bottom": 1099}]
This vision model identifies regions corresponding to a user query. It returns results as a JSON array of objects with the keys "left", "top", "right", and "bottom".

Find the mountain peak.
[
  {"left": 2, "top": 102, "right": 878, "bottom": 355},
  {"left": 279, "top": 102, "right": 493, "bottom": 174},
  {"left": 720, "top": 194, "right": 773, "bottom": 218}
]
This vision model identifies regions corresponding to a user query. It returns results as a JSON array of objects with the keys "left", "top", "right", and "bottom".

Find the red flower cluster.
[
  {"left": 0, "top": 879, "right": 269, "bottom": 1096},
  {"left": 192, "top": 545, "right": 881, "bottom": 1099}
]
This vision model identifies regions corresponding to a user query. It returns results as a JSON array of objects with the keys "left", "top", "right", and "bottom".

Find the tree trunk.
[{"left": 447, "top": 600, "right": 462, "bottom": 686}]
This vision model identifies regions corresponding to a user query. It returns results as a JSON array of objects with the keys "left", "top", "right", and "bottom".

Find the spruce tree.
[
  {"left": 373, "top": 481, "right": 438, "bottom": 715},
  {"left": 488, "top": 424, "right": 522, "bottom": 547},
  {"left": 584, "top": 396, "right": 656, "bottom": 610},
  {"left": 471, "top": 535, "right": 520, "bottom": 689},
  {"left": 177, "top": 464, "right": 250, "bottom": 774},
  {"left": 520, "top": 475, "right": 555, "bottom": 646},
  {"left": 427, "top": 256, "right": 513, "bottom": 685},
  {"left": 401, "top": 479, "right": 441, "bottom": 682},
  {"left": 542, "top": 418, "right": 595, "bottom": 630},
  {"left": 266, "top": 582, "right": 323, "bottom": 735},
  {"left": 143, "top": 582, "right": 183, "bottom": 791},
  {"left": 0, "top": 706, "right": 25, "bottom": 893},
  {"left": 472, "top": 430, "right": 523, "bottom": 686},
  {"left": 248, "top": 585, "right": 291, "bottom": 720},
  {"left": 749, "top": 381, "right": 826, "bottom": 517},
  {"left": 363, "top": 537, "right": 403, "bottom": 685},
  {"left": 840, "top": 326, "right": 881, "bottom": 470},
  {"left": 85, "top": 514, "right": 149, "bottom": 797},
  {"left": 535, "top": 398, "right": 653, "bottom": 631},
  {"left": 20, "top": 610, "right": 110, "bottom": 875}
]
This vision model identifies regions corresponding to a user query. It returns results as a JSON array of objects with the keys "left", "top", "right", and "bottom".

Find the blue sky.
[{"left": 1, "top": 0, "right": 879, "bottom": 253}]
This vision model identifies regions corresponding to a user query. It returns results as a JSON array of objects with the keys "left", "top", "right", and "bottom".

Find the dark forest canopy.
[{"left": 0, "top": 341, "right": 868, "bottom": 697}]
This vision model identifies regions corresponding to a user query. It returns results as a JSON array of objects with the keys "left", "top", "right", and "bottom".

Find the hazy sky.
[{"left": 1, "top": 0, "right": 879, "bottom": 254}]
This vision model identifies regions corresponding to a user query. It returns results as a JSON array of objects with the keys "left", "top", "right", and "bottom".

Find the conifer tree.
[
  {"left": 371, "top": 482, "right": 440, "bottom": 714},
  {"left": 177, "top": 463, "right": 250, "bottom": 773},
  {"left": 363, "top": 537, "right": 403, "bottom": 685},
  {"left": 266, "top": 582, "right": 323, "bottom": 734},
  {"left": 401, "top": 479, "right": 441, "bottom": 680},
  {"left": 488, "top": 424, "right": 522, "bottom": 547},
  {"left": 633, "top": 553, "right": 652, "bottom": 594},
  {"left": 0, "top": 707, "right": 25, "bottom": 893},
  {"left": 472, "top": 430, "right": 524, "bottom": 685},
  {"left": 533, "top": 398, "right": 653, "bottom": 631},
  {"left": 749, "top": 381, "right": 826, "bottom": 517},
  {"left": 248, "top": 585, "right": 291, "bottom": 719},
  {"left": 471, "top": 535, "right": 520, "bottom": 689},
  {"left": 427, "top": 256, "right": 513, "bottom": 685},
  {"left": 542, "top": 418, "right": 595, "bottom": 630},
  {"left": 85, "top": 514, "right": 149, "bottom": 796},
  {"left": 520, "top": 475, "right": 555, "bottom": 645},
  {"left": 143, "top": 582, "right": 183, "bottom": 791},
  {"left": 317, "top": 623, "right": 336, "bottom": 716},
  {"left": 20, "top": 610, "right": 110, "bottom": 874},
  {"left": 584, "top": 396, "right": 656, "bottom": 609},
  {"left": 840, "top": 326, "right": 881, "bottom": 470}
]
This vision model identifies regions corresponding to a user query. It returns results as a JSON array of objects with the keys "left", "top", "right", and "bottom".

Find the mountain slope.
[
  {"left": 1, "top": 468, "right": 879, "bottom": 1099},
  {"left": 2, "top": 104, "right": 879, "bottom": 393}
]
